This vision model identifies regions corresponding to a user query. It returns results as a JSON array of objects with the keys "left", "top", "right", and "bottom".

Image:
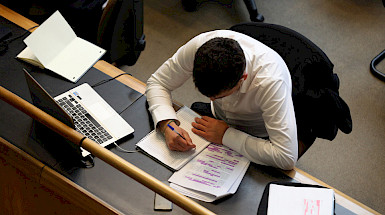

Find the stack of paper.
[
  {"left": 169, "top": 144, "right": 250, "bottom": 202},
  {"left": 136, "top": 106, "right": 250, "bottom": 202},
  {"left": 17, "top": 11, "right": 105, "bottom": 83}
]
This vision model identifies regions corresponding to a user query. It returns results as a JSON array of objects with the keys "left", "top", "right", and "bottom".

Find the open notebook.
[
  {"left": 18, "top": 11, "right": 105, "bottom": 83},
  {"left": 136, "top": 106, "right": 210, "bottom": 171}
]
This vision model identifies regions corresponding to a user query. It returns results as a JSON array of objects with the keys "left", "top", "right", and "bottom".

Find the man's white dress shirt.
[{"left": 146, "top": 30, "right": 298, "bottom": 170}]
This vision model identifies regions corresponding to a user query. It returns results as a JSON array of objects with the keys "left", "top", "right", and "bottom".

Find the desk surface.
[{"left": 0, "top": 4, "right": 379, "bottom": 215}]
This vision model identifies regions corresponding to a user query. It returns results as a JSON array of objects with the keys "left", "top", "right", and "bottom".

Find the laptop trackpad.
[
  {"left": 87, "top": 100, "right": 133, "bottom": 138},
  {"left": 88, "top": 102, "right": 114, "bottom": 121}
]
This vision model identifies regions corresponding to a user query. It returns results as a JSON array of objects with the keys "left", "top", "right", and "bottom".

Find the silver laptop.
[{"left": 24, "top": 69, "right": 134, "bottom": 157}]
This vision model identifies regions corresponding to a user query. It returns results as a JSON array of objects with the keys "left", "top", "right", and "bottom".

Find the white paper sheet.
[{"left": 267, "top": 184, "right": 335, "bottom": 215}]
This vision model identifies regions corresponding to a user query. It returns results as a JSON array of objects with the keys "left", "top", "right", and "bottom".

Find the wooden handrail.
[{"left": 0, "top": 85, "right": 215, "bottom": 215}]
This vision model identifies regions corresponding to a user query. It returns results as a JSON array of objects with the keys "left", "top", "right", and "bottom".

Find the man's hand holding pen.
[
  {"left": 160, "top": 120, "right": 195, "bottom": 151},
  {"left": 159, "top": 115, "right": 229, "bottom": 152}
]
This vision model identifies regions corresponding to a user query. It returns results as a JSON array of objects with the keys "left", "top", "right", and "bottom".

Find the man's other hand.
[{"left": 191, "top": 116, "right": 229, "bottom": 144}]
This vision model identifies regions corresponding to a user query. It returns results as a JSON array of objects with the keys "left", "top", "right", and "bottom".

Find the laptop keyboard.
[{"left": 57, "top": 94, "right": 113, "bottom": 144}]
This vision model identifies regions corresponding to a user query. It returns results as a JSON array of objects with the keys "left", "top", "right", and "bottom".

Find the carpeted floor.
[{"left": 120, "top": 0, "right": 385, "bottom": 213}]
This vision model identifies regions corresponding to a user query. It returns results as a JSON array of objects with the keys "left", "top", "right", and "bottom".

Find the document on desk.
[
  {"left": 136, "top": 106, "right": 211, "bottom": 171},
  {"left": 20, "top": 11, "right": 105, "bottom": 83},
  {"left": 267, "top": 184, "right": 335, "bottom": 215},
  {"left": 169, "top": 144, "right": 250, "bottom": 202}
]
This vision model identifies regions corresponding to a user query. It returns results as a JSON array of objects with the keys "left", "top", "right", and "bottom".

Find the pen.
[{"left": 167, "top": 124, "right": 187, "bottom": 140}]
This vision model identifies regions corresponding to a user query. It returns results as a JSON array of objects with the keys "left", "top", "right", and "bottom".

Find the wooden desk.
[{"left": 0, "top": 4, "right": 379, "bottom": 214}]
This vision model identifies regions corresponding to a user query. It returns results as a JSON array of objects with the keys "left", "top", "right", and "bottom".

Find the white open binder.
[{"left": 20, "top": 11, "right": 105, "bottom": 83}]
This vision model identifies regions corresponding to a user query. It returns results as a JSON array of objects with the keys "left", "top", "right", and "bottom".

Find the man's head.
[{"left": 193, "top": 37, "right": 246, "bottom": 99}]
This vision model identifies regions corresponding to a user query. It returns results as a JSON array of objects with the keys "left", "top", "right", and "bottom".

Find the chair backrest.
[
  {"left": 230, "top": 22, "right": 336, "bottom": 94},
  {"left": 97, "top": 0, "right": 145, "bottom": 65},
  {"left": 230, "top": 22, "right": 352, "bottom": 143}
]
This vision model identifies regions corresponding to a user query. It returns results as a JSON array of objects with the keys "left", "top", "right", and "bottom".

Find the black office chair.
[
  {"left": 370, "top": 2, "right": 385, "bottom": 82},
  {"left": 229, "top": 22, "right": 352, "bottom": 157},
  {"left": 370, "top": 50, "right": 385, "bottom": 82},
  {"left": 182, "top": 0, "right": 264, "bottom": 22}
]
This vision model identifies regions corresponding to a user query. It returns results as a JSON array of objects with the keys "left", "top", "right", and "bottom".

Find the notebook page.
[
  {"left": 136, "top": 106, "right": 210, "bottom": 170},
  {"left": 24, "top": 11, "right": 76, "bottom": 66},
  {"left": 47, "top": 37, "right": 105, "bottom": 82}
]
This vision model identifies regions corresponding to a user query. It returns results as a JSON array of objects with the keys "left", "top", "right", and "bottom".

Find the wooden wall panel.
[{"left": 0, "top": 137, "right": 120, "bottom": 215}]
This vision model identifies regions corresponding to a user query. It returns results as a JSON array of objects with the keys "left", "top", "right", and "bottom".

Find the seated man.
[{"left": 146, "top": 30, "right": 298, "bottom": 170}]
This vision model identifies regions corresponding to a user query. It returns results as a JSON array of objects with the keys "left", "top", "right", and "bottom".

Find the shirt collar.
[{"left": 239, "top": 65, "right": 249, "bottom": 94}]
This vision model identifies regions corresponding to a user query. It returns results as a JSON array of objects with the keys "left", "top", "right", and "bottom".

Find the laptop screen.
[{"left": 23, "top": 69, "right": 74, "bottom": 128}]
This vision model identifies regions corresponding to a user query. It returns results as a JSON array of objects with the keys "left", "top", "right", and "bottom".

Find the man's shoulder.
[{"left": 196, "top": 29, "right": 251, "bottom": 40}]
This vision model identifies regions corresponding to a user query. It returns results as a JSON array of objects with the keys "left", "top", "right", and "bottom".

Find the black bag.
[{"left": 98, "top": 0, "right": 146, "bottom": 66}]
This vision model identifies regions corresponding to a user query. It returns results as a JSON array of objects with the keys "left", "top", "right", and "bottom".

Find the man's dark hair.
[{"left": 193, "top": 37, "right": 246, "bottom": 97}]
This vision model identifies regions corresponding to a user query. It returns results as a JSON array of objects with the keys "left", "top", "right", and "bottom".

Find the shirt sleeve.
[
  {"left": 145, "top": 35, "right": 200, "bottom": 127},
  {"left": 146, "top": 29, "right": 252, "bottom": 127},
  {"left": 222, "top": 79, "right": 298, "bottom": 170}
]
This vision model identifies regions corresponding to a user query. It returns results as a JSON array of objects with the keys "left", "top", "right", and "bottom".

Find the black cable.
[
  {"left": 77, "top": 137, "right": 95, "bottom": 168},
  {"left": 0, "top": 25, "right": 39, "bottom": 53},
  {"left": 118, "top": 94, "right": 143, "bottom": 115},
  {"left": 78, "top": 136, "right": 87, "bottom": 149},
  {"left": 7, "top": 25, "right": 39, "bottom": 42},
  {"left": 91, "top": 72, "right": 133, "bottom": 88},
  {"left": 81, "top": 155, "right": 95, "bottom": 168},
  {"left": 91, "top": 72, "right": 141, "bottom": 115},
  {"left": 89, "top": 72, "right": 141, "bottom": 154}
]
